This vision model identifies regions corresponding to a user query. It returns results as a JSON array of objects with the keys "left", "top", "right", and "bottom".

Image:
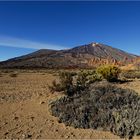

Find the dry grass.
[{"left": 0, "top": 69, "right": 140, "bottom": 139}]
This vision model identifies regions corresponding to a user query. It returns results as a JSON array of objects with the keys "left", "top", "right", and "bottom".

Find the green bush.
[
  {"left": 49, "top": 71, "right": 76, "bottom": 96},
  {"left": 97, "top": 65, "right": 121, "bottom": 82},
  {"left": 76, "top": 70, "right": 89, "bottom": 91},
  {"left": 60, "top": 71, "right": 76, "bottom": 96},
  {"left": 49, "top": 70, "right": 101, "bottom": 96},
  {"left": 49, "top": 80, "right": 64, "bottom": 93},
  {"left": 76, "top": 70, "right": 102, "bottom": 92}
]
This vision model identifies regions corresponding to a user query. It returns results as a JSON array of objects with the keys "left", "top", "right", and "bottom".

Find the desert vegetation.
[
  {"left": 97, "top": 65, "right": 121, "bottom": 82},
  {"left": 50, "top": 65, "right": 140, "bottom": 139},
  {"left": 0, "top": 67, "right": 140, "bottom": 139},
  {"left": 122, "top": 70, "right": 140, "bottom": 79},
  {"left": 49, "top": 65, "right": 120, "bottom": 95},
  {"left": 49, "top": 69, "right": 102, "bottom": 96}
]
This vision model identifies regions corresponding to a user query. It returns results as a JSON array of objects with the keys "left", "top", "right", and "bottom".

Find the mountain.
[
  {"left": 122, "top": 57, "right": 140, "bottom": 70},
  {"left": 0, "top": 42, "right": 138, "bottom": 69}
]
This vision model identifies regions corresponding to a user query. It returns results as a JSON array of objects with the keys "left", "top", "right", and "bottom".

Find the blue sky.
[{"left": 0, "top": 1, "right": 140, "bottom": 61}]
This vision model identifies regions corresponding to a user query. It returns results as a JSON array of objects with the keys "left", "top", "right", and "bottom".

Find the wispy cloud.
[{"left": 0, "top": 35, "right": 67, "bottom": 50}]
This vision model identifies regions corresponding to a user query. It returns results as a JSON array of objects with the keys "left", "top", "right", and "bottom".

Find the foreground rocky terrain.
[{"left": 0, "top": 70, "right": 140, "bottom": 139}]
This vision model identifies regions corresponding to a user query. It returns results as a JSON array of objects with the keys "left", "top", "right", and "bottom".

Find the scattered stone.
[
  {"left": 71, "top": 132, "right": 75, "bottom": 137},
  {"left": 31, "top": 116, "right": 35, "bottom": 121},
  {"left": 4, "top": 122, "right": 8, "bottom": 125},
  {"left": 4, "top": 132, "right": 9, "bottom": 135},
  {"left": 22, "top": 134, "right": 26, "bottom": 139},
  {"left": 27, "top": 134, "right": 32, "bottom": 138},
  {"left": 40, "top": 101, "right": 45, "bottom": 104},
  {"left": 14, "top": 116, "right": 19, "bottom": 120},
  {"left": 64, "top": 135, "right": 70, "bottom": 139},
  {"left": 36, "top": 134, "right": 41, "bottom": 139}
]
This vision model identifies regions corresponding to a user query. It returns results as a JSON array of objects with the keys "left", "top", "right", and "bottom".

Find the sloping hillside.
[{"left": 0, "top": 42, "right": 137, "bottom": 68}]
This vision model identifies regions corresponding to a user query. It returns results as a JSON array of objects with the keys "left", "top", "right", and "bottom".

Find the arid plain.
[{"left": 0, "top": 70, "right": 140, "bottom": 139}]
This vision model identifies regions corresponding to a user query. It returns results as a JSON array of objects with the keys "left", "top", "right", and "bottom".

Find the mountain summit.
[{"left": 0, "top": 42, "right": 137, "bottom": 69}]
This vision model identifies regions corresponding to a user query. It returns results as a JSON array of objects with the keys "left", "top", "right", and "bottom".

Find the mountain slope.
[{"left": 0, "top": 42, "right": 137, "bottom": 69}]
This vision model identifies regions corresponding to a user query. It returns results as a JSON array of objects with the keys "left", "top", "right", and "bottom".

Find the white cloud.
[{"left": 0, "top": 35, "right": 67, "bottom": 50}]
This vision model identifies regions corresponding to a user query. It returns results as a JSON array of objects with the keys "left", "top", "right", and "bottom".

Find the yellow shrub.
[{"left": 97, "top": 65, "right": 121, "bottom": 82}]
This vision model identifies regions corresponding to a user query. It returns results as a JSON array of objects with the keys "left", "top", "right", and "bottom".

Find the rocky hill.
[{"left": 0, "top": 42, "right": 138, "bottom": 69}]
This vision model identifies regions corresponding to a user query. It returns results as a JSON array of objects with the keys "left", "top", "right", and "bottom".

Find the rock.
[
  {"left": 3, "top": 122, "right": 8, "bottom": 125},
  {"left": 64, "top": 135, "right": 70, "bottom": 139},
  {"left": 4, "top": 132, "right": 8, "bottom": 135},
  {"left": 22, "top": 134, "right": 26, "bottom": 139},
  {"left": 27, "top": 134, "right": 32, "bottom": 138},
  {"left": 31, "top": 116, "right": 35, "bottom": 121},
  {"left": 40, "top": 101, "right": 45, "bottom": 104},
  {"left": 14, "top": 116, "right": 19, "bottom": 120}
]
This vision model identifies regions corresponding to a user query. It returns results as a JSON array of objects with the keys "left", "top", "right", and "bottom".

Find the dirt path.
[{"left": 0, "top": 72, "right": 139, "bottom": 139}]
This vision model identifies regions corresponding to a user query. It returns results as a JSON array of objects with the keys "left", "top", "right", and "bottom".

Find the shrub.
[
  {"left": 121, "top": 70, "right": 140, "bottom": 79},
  {"left": 49, "top": 71, "right": 76, "bottom": 96},
  {"left": 49, "top": 80, "right": 64, "bottom": 93},
  {"left": 60, "top": 71, "right": 76, "bottom": 96},
  {"left": 112, "top": 103, "right": 140, "bottom": 139},
  {"left": 50, "top": 81, "right": 140, "bottom": 139},
  {"left": 49, "top": 70, "right": 101, "bottom": 96},
  {"left": 76, "top": 70, "right": 102, "bottom": 92},
  {"left": 76, "top": 70, "right": 89, "bottom": 91},
  {"left": 87, "top": 71, "right": 102, "bottom": 83},
  {"left": 97, "top": 65, "right": 121, "bottom": 82}
]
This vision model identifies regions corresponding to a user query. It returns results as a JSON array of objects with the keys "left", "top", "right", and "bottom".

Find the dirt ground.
[{"left": 0, "top": 71, "right": 140, "bottom": 139}]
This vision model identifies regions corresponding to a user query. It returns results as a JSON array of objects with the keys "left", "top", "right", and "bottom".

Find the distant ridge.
[{"left": 0, "top": 42, "right": 138, "bottom": 69}]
